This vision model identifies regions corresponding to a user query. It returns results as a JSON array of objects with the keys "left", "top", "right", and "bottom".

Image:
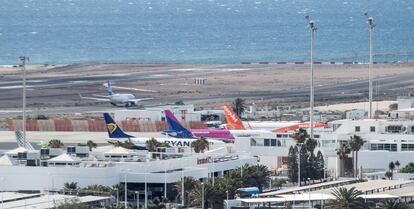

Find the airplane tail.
[
  {"left": 223, "top": 105, "right": 246, "bottom": 130},
  {"left": 107, "top": 81, "right": 113, "bottom": 96},
  {"left": 163, "top": 110, "right": 194, "bottom": 138},
  {"left": 103, "top": 113, "right": 134, "bottom": 139}
]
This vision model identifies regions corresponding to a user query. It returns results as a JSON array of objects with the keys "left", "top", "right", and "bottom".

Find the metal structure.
[
  {"left": 305, "top": 16, "right": 317, "bottom": 139},
  {"left": 366, "top": 14, "right": 376, "bottom": 119},
  {"left": 19, "top": 56, "right": 29, "bottom": 146}
]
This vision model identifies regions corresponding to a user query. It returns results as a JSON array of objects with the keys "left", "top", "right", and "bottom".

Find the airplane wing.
[
  {"left": 92, "top": 94, "right": 111, "bottom": 98},
  {"left": 79, "top": 93, "right": 111, "bottom": 102},
  {"left": 103, "top": 82, "right": 158, "bottom": 93},
  {"left": 129, "top": 97, "right": 153, "bottom": 103}
]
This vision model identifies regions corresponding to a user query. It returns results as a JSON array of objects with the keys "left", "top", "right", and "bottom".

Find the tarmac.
[{"left": 0, "top": 63, "right": 414, "bottom": 117}]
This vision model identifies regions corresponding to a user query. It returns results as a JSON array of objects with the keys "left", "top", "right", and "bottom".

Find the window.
[
  {"left": 386, "top": 125, "right": 404, "bottom": 133},
  {"left": 314, "top": 134, "right": 320, "bottom": 138},
  {"left": 370, "top": 143, "right": 397, "bottom": 152},
  {"left": 276, "top": 134, "right": 282, "bottom": 138},
  {"left": 402, "top": 144, "right": 414, "bottom": 151},
  {"left": 391, "top": 144, "right": 397, "bottom": 152},
  {"left": 370, "top": 126, "right": 375, "bottom": 132},
  {"left": 264, "top": 139, "right": 270, "bottom": 146},
  {"left": 271, "top": 139, "right": 277, "bottom": 146},
  {"left": 355, "top": 126, "right": 360, "bottom": 132}
]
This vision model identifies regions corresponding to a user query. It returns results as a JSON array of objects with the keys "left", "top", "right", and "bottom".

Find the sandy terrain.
[{"left": 0, "top": 62, "right": 413, "bottom": 116}]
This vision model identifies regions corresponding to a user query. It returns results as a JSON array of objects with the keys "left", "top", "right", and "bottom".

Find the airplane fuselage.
[
  {"left": 109, "top": 94, "right": 136, "bottom": 106},
  {"left": 109, "top": 137, "right": 225, "bottom": 149}
]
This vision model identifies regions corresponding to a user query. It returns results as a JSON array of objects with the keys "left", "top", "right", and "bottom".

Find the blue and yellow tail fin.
[{"left": 103, "top": 113, "right": 134, "bottom": 138}]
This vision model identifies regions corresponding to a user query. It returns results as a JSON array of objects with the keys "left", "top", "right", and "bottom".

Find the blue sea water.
[{"left": 0, "top": 0, "right": 413, "bottom": 64}]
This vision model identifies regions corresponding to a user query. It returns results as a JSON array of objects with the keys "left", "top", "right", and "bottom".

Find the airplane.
[
  {"left": 162, "top": 110, "right": 272, "bottom": 141},
  {"left": 103, "top": 113, "right": 225, "bottom": 150},
  {"left": 80, "top": 81, "right": 153, "bottom": 107},
  {"left": 223, "top": 104, "right": 326, "bottom": 132}
]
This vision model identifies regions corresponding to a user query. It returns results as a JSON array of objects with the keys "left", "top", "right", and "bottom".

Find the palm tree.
[
  {"left": 385, "top": 171, "right": 393, "bottom": 180},
  {"left": 389, "top": 161, "right": 396, "bottom": 179},
  {"left": 191, "top": 137, "right": 210, "bottom": 153},
  {"left": 377, "top": 199, "right": 408, "bottom": 209},
  {"left": 188, "top": 180, "right": 226, "bottom": 209},
  {"left": 232, "top": 98, "right": 245, "bottom": 118},
  {"left": 146, "top": 137, "right": 160, "bottom": 152},
  {"left": 348, "top": 135, "right": 365, "bottom": 178},
  {"left": 292, "top": 128, "right": 308, "bottom": 144},
  {"left": 325, "top": 187, "right": 365, "bottom": 209},
  {"left": 395, "top": 161, "right": 401, "bottom": 170},
  {"left": 175, "top": 177, "right": 199, "bottom": 206},
  {"left": 86, "top": 140, "right": 98, "bottom": 151},
  {"left": 48, "top": 139, "right": 64, "bottom": 148},
  {"left": 63, "top": 182, "right": 78, "bottom": 194},
  {"left": 336, "top": 143, "right": 351, "bottom": 177}
]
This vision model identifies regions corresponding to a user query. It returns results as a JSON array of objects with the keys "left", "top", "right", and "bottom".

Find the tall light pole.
[
  {"left": 366, "top": 14, "right": 375, "bottom": 119},
  {"left": 164, "top": 162, "right": 167, "bottom": 199},
  {"left": 181, "top": 168, "right": 185, "bottom": 207},
  {"left": 305, "top": 16, "right": 317, "bottom": 139},
  {"left": 124, "top": 171, "right": 128, "bottom": 209},
  {"left": 1, "top": 177, "right": 4, "bottom": 209},
  {"left": 297, "top": 143, "right": 303, "bottom": 187},
  {"left": 19, "top": 56, "right": 29, "bottom": 144},
  {"left": 135, "top": 191, "right": 139, "bottom": 209},
  {"left": 145, "top": 165, "right": 148, "bottom": 209},
  {"left": 114, "top": 188, "right": 119, "bottom": 206},
  {"left": 201, "top": 182, "right": 205, "bottom": 209}
]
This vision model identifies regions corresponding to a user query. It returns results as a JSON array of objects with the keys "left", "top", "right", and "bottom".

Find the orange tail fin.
[{"left": 223, "top": 105, "right": 245, "bottom": 130}]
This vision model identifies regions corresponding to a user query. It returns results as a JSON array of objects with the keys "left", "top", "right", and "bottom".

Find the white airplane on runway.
[{"left": 79, "top": 81, "right": 153, "bottom": 107}]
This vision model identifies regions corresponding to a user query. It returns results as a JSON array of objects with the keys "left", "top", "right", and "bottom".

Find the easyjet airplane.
[{"left": 222, "top": 105, "right": 326, "bottom": 133}]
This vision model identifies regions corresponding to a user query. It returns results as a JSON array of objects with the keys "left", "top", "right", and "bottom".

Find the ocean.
[{"left": 0, "top": 0, "right": 413, "bottom": 64}]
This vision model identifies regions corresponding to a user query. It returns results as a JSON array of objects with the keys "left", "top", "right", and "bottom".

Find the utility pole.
[
  {"left": 201, "top": 182, "right": 205, "bottom": 209},
  {"left": 297, "top": 143, "right": 303, "bottom": 187},
  {"left": 306, "top": 16, "right": 317, "bottom": 139},
  {"left": 19, "top": 56, "right": 29, "bottom": 144},
  {"left": 366, "top": 14, "right": 375, "bottom": 119}
]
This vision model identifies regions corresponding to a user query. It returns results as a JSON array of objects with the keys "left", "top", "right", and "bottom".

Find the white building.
[{"left": 0, "top": 148, "right": 256, "bottom": 201}]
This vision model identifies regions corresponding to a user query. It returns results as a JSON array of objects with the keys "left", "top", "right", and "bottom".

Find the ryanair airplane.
[{"left": 103, "top": 113, "right": 224, "bottom": 150}]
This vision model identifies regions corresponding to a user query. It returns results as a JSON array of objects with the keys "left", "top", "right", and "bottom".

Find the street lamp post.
[
  {"left": 1, "top": 177, "right": 4, "bottom": 209},
  {"left": 181, "top": 167, "right": 185, "bottom": 207},
  {"left": 19, "top": 56, "right": 29, "bottom": 145},
  {"left": 124, "top": 171, "right": 128, "bottom": 209},
  {"left": 297, "top": 143, "right": 303, "bottom": 187},
  {"left": 305, "top": 16, "right": 317, "bottom": 140},
  {"left": 135, "top": 191, "right": 139, "bottom": 209},
  {"left": 145, "top": 165, "right": 148, "bottom": 209},
  {"left": 114, "top": 188, "right": 119, "bottom": 206},
  {"left": 211, "top": 155, "right": 215, "bottom": 186},
  {"left": 307, "top": 178, "right": 311, "bottom": 208},
  {"left": 201, "top": 182, "right": 205, "bottom": 209},
  {"left": 226, "top": 190, "right": 229, "bottom": 209},
  {"left": 366, "top": 14, "right": 375, "bottom": 119},
  {"left": 164, "top": 162, "right": 167, "bottom": 199}
]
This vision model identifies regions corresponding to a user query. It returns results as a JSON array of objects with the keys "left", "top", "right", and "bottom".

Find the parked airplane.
[
  {"left": 80, "top": 81, "right": 153, "bottom": 107},
  {"left": 103, "top": 113, "right": 224, "bottom": 150},
  {"left": 162, "top": 110, "right": 271, "bottom": 141},
  {"left": 223, "top": 105, "right": 299, "bottom": 130},
  {"left": 223, "top": 105, "right": 326, "bottom": 132}
]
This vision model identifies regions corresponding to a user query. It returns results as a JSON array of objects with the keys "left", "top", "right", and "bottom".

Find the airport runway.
[{"left": 1, "top": 63, "right": 413, "bottom": 116}]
